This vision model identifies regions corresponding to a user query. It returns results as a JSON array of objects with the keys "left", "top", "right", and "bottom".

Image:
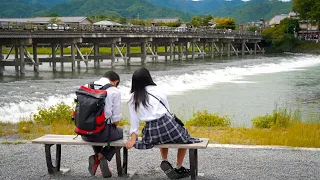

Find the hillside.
[
  {"left": 22, "top": 0, "right": 70, "bottom": 7},
  {"left": 0, "top": 0, "right": 44, "bottom": 18},
  {"left": 148, "top": 0, "right": 244, "bottom": 14},
  {"left": 36, "top": 0, "right": 192, "bottom": 20},
  {"left": 211, "top": 0, "right": 293, "bottom": 23}
]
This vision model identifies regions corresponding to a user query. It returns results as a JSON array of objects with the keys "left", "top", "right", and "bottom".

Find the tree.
[
  {"left": 293, "top": 0, "right": 320, "bottom": 26},
  {"left": 262, "top": 18, "right": 300, "bottom": 52},
  {"left": 47, "top": 13, "right": 59, "bottom": 17},
  {"left": 50, "top": 17, "right": 62, "bottom": 23},
  {"left": 213, "top": 17, "right": 236, "bottom": 30},
  {"left": 247, "top": 26, "right": 260, "bottom": 32}
]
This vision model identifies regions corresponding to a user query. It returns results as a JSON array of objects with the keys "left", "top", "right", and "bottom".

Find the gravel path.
[{"left": 0, "top": 143, "right": 320, "bottom": 180}]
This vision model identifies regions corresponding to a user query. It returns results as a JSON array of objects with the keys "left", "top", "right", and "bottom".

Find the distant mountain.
[
  {"left": 36, "top": 0, "right": 192, "bottom": 20},
  {"left": 0, "top": 0, "right": 44, "bottom": 18},
  {"left": 22, "top": 0, "right": 70, "bottom": 7},
  {"left": 148, "top": 0, "right": 244, "bottom": 14},
  {"left": 211, "top": 0, "right": 293, "bottom": 23}
]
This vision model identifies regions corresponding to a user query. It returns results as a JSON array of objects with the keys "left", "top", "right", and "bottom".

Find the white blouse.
[{"left": 128, "top": 85, "right": 171, "bottom": 135}]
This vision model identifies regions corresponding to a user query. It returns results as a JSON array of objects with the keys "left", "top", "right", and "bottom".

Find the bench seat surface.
[{"left": 32, "top": 134, "right": 209, "bottom": 149}]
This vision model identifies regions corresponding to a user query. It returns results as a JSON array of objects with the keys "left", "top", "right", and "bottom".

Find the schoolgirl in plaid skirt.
[{"left": 125, "top": 68, "right": 201, "bottom": 179}]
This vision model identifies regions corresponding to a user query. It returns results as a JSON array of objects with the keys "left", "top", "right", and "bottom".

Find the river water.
[{"left": 0, "top": 53, "right": 319, "bottom": 126}]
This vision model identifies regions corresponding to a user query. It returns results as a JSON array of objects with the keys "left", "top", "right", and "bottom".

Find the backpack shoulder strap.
[
  {"left": 89, "top": 81, "right": 95, "bottom": 89},
  {"left": 99, "top": 83, "right": 113, "bottom": 90}
]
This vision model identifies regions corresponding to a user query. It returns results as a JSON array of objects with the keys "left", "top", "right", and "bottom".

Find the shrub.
[
  {"left": 251, "top": 107, "right": 301, "bottom": 129},
  {"left": 33, "top": 102, "right": 74, "bottom": 125},
  {"left": 186, "top": 110, "right": 231, "bottom": 127}
]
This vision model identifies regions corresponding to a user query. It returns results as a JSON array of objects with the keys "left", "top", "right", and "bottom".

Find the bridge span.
[{"left": 0, "top": 26, "right": 263, "bottom": 75}]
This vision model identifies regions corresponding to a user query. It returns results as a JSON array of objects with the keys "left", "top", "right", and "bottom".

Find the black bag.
[{"left": 148, "top": 93, "right": 184, "bottom": 127}]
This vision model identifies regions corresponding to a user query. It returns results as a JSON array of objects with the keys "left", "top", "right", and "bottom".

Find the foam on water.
[{"left": 1, "top": 55, "right": 320, "bottom": 123}]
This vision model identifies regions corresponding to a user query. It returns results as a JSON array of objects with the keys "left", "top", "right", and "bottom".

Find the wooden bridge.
[{"left": 0, "top": 26, "right": 263, "bottom": 76}]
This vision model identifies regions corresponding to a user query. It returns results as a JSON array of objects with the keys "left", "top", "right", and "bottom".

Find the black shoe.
[
  {"left": 175, "top": 166, "right": 191, "bottom": 178},
  {"left": 88, "top": 155, "right": 100, "bottom": 176},
  {"left": 160, "top": 161, "right": 181, "bottom": 179},
  {"left": 100, "top": 158, "right": 112, "bottom": 178}
]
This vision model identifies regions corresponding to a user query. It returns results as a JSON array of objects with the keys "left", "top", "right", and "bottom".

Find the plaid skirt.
[{"left": 134, "top": 114, "right": 202, "bottom": 149}]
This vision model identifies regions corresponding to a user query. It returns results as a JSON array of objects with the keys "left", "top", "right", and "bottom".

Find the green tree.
[
  {"left": 213, "top": 17, "right": 236, "bottom": 30},
  {"left": 293, "top": 0, "right": 320, "bottom": 26},
  {"left": 262, "top": 18, "right": 300, "bottom": 52},
  {"left": 47, "top": 13, "right": 59, "bottom": 17},
  {"left": 50, "top": 17, "right": 62, "bottom": 23},
  {"left": 119, "top": 17, "right": 127, "bottom": 24},
  {"left": 247, "top": 26, "right": 260, "bottom": 32}
]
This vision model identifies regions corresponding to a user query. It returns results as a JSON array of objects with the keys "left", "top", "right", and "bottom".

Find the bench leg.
[
  {"left": 115, "top": 147, "right": 123, "bottom": 177},
  {"left": 189, "top": 149, "right": 198, "bottom": 180},
  {"left": 45, "top": 144, "right": 61, "bottom": 174},
  {"left": 123, "top": 147, "right": 128, "bottom": 175}
]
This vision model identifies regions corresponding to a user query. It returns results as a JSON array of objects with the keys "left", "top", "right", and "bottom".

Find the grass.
[
  {"left": 2, "top": 46, "right": 184, "bottom": 55},
  {"left": 0, "top": 103, "right": 319, "bottom": 148}
]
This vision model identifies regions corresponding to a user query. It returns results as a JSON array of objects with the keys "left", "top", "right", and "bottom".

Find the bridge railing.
[{"left": 0, "top": 22, "right": 261, "bottom": 38}]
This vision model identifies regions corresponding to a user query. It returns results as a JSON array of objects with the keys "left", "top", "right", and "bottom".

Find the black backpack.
[{"left": 73, "top": 82, "right": 113, "bottom": 136}]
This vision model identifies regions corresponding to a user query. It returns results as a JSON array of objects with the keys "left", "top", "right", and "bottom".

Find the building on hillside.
[
  {"left": 151, "top": 18, "right": 180, "bottom": 26},
  {"left": 268, "top": 14, "right": 289, "bottom": 27},
  {"left": 0, "top": 16, "right": 92, "bottom": 26},
  {"left": 298, "top": 21, "right": 319, "bottom": 42}
]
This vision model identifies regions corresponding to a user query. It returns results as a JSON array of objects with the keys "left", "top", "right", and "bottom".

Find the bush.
[
  {"left": 186, "top": 110, "right": 231, "bottom": 127},
  {"left": 251, "top": 107, "right": 301, "bottom": 129},
  {"left": 33, "top": 102, "right": 74, "bottom": 125}
]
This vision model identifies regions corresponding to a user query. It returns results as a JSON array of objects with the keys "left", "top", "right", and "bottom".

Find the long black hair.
[{"left": 130, "top": 68, "right": 156, "bottom": 111}]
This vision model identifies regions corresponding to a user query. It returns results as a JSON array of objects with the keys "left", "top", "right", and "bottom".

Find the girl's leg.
[
  {"left": 160, "top": 148, "right": 169, "bottom": 161},
  {"left": 176, "top": 148, "right": 187, "bottom": 167}
]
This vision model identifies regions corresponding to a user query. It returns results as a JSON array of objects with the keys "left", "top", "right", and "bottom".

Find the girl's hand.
[{"left": 125, "top": 140, "right": 135, "bottom": 149}]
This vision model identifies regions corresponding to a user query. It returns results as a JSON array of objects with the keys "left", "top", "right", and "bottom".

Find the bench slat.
[{"left": 32, "top": 134, "right": 209, "bottom": 149}]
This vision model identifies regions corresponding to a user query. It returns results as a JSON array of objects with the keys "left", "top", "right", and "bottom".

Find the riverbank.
[
  {"left": 1, "top": 104, "right": 319, "bottom": 148},
  {"left": 291, "top": 41, "right": 320, "bottom": 54}
]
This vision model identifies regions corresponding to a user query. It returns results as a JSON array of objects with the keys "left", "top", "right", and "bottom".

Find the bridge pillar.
[
  {"left": 76, "top": 47, "right": 81, "bottom": 70},
  {"left": 126, "top": 43, "right": 131, "bottom": 65},
  {"left": 19, "top": 45, "right": 25, "bottom": 75},
  {"left": 0, "top": 46, "right": 3, "bottom": 75},
  {"left": 191, "top": 42, "right": 195, "bottom": 60},
  {"left": 227, "top": 42, "right": 231, "bottom": 57},
  {"left": 164, "top": 44, "right": 168, "bottom": 61},
  {"left": 33, "top": 44, "right": 39, "bottom": 74},
  {"left": 94, "top": 44, "right": 99, "bottom": 68},
  {"left": 185, "top": 43, "right": 189, "bottom": 59},
  {"left": 254, "top": 42, "right": 257, "bottom": 55},
  {"left": 60, "top": 44, "right": 64, "bottom": 71},
  {"left": 155, "top": 43, "right": 159, "bottom": 62},
  {"left": 211, "top": 42, "right": 214, "bottom": 58},
  {"left": 51, "top": 44, "right": 57, "bottom": 72},
  {"left": 170, "top": 42, "right": 174, "bottom": 61},
  {"left": 111, "top": 43, "right": 115, "bottom": 67},
  {"left": 179, "top": 43, "right": 183, "bottom": 60},
  {"left": 14, "top": 46, "right": 19, "bottom": 74},
  {"left": 71, "top": 43, "right": 75, "bottom": 71},
  {"left": 242, "top": 41, "right": 245, "bottom": 56},
  {"left": 220, "top": 43, "right": 224, "bottom": 57},
  {"left": 141, "top": 42, "right": 147, "bottom": 64}
]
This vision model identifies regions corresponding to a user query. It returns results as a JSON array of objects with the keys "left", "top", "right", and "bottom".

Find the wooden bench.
[{"left": 32, "top": 134, "right": 209, "bottom": 180}]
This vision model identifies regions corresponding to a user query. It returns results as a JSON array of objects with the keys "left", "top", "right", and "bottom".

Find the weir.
[{"left": 0, "top": 26, "right": 263, "bottom": 76}]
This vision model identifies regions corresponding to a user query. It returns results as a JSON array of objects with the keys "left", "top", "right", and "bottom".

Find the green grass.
[
  {"left": 2, "top": 46, "right": 183, "bottom": 55},
  {"left": 1, "top": 103, "right": 319, "bottom": 148}
]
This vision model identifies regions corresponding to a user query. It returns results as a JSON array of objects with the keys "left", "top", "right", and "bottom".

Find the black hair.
[
  {"left": 130, "top": 68, "right": 156, "bottom": 111},
  {"left": 104, "top": 71, "right": 120, "bottom": 86}
]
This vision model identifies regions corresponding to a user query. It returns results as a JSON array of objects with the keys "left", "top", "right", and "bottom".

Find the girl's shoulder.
[{"left": 146, "top": 85, "right": 167, "bottom": 99}]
